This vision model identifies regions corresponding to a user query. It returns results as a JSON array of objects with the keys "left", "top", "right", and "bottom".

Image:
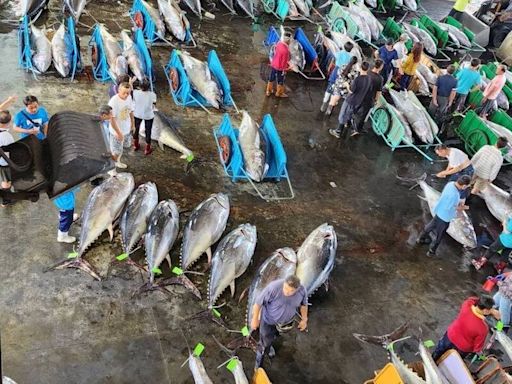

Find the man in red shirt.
[
  {"left": 266, "top": 33, "right": 291, "bottom": 98},
  {"left": 431, "top": 296, "right": 499, "bottom": 361}
]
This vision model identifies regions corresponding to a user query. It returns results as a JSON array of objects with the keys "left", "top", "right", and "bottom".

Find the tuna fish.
[
  {"left": 404, "top": 23, "right": 437, "bottom": 56},
  {"left": 388, "top": 104, "right": 414, "bottom": 144},
  {"left": 187, "top": 352, "right": 214, "bottom": 384},
  {"left": 407, "top": 90, "right": 439, "bottom": 136},
  {"left": 390, "top": 89, "right": 433, "bottom": 143},
  {"left": 140, "top": 111, "right": 194, "bottom": 161},
  {"left": 31, "top": 24, "right": 52, "bottom": 74},
  {"left": 349, "top": 3, "right": 382, "bottom": 41},
  {"left": 208, "top": 224, "right": 257, "bottom": 308},
  {"left": 496, "top": 330, "right": 512, "bottom": 362},
  {"left": 318, "top": 31, "right": 339, "bottom": 56},
  {"left": 63, "top": 0, "right": 87, "bottom": 20},
  {"left": 143, "top": 200, "right": 179, "bottom": 284},
  {"left": 182, "top": 0, "right": 202, "bottom": 18},
  {"left": 342, "top": 6, "right": 371, "bottom": 42},
  {"left": 438, "top": 22, "right": 471, "bottom": 48},
  {"left": 51, "top": 23, "right": 71, "bottom": 78},
  {"left": 18, "top": 0, "right": 48, "bottom": 19},
  {"left": 140, "top": 0, "right": 166, "bottom": 37},
  {"left": 354, "top": 323, "right": 443, "bottom": 384},
  {"left": 237, "top": 0, "right": 256, "bottom": 18},
  {"left": 97, "top": 24, "right": 127, "bottom": 81},
  {"left": 121, "top": 30, "right": 145, "bottom": 82},
  {"left": 181, "top": 193, "right": 230, "bottom": 270},
  {"left": 120, "top": 182, "right": 158, "bottom": 256},
  {"left": 246, "top": 248, "right": 297, "bottom": 329},
  {"left": 417, "top": 63, "right": 438, "bottom": 86},
  {"left": 180, "top": 52, "right": 222, "bottom": 109},
  {"left": 288, "top": 38, "right": 306, "bottom": 72},
  {"left": 49, "top": 173, "right": 135, "bottom": 280},
  {"left": 418, "top": 180, "right": 477, "bottom": 249},
  {"left": 296, "top": 223, "right": 337, "bottom": 296},
  {"left": 225, "top": 357, "right": 249, "bottom": 384},
  {"left": 238, "top": 111, "right": 268, "bottom": 183},
  {"left": 416, "top": 70, "right": 430, "bottom": 95},
  {"left": 403, "top": 0, "right": 417, "bottom": 11},
  {"left": 477, "top": 183, "right": 512, "bottom": 223},
  {"left": 158, "top": 0, "right": 189, "bottom": 42},
  {"left": 291, "top": 0, "right": 310, "bottom": 17}
]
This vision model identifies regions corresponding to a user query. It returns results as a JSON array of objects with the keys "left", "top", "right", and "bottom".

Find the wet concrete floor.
[{"left": 0, "top": 0, "right": 508, "bottom": 383}]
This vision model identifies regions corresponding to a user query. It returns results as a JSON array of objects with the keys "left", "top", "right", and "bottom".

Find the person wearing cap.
[
  {"left": 266, "top": 33, "right": 291, "bottom": 98},
  {"left": 375, "top": 39, "right": 398, "bottom": 84},
  {"left": 429, "top": 65, "right": 458, "bottom": 123}
]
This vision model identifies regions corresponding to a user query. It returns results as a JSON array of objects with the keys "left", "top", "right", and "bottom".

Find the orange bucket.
[{"left": 482, "top": 277, "right": 497, "bottom": 292}]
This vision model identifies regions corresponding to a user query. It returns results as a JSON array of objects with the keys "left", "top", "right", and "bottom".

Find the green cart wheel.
[
  {"left": 465, "top": 129, "right": 491, "bottom": 155},
  {"left": 372, "top": 107, "right": 392, "bottom": 136}
]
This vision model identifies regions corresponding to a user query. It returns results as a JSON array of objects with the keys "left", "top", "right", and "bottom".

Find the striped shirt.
[{"left": 471, "top": 145, "right": 503, "bottom": 181}]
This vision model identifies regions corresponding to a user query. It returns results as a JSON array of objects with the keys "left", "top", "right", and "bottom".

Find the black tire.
[{"left": 491, "top": 25, "right": 512, "bottom": 47}]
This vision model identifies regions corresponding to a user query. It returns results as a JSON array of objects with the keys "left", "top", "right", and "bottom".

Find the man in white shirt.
[
  {"left": 108, "top": 82, "right": 134, "bottom": 169},
  {"left": 132, "top": 79, "right": 157, "bottom": 155},
  {"left": 0, "top": 110, "right": 16, "bottom": 207},
  {"left": 435, "top": 145, "right": 473, "bottom": 181},
  {"left": 471, "top": 137, "right": 508, "bottom": 194}
]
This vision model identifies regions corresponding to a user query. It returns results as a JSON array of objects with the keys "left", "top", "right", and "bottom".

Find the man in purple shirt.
[{"left": 251, "top": 275, "right": 309, "bottom": 370}]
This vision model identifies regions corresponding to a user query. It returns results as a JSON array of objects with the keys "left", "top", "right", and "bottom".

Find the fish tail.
[
  {"left": 161, "top": 274, "right": 202, "bottom": 299},
  {"left": 45, "top": 257, "right": 101, "bottom": 281},
  {"left": 353, "top": 322, "right": 409, "bottom": 347}
]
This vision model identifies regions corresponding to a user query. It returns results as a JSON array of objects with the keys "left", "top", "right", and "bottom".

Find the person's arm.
[
  {"left": 110, "top": 116, "right": 123, "bottom": 141},
  {"left": 448, "top": 88, "right": 457, "bottom": 106},
  {"left": 443, "top": 158, "right": 472, "bottom": 176},
  {"left": 298, "top": 305, "right": 308, "bottom": 331},
  {"left": 0, "top": 96, "right": 16, "bottom": 110},
  {"left": 12, "top": 116, "right": 38, "bottom": 135},
  {"left": 251, "top": 303, "right": 261, "bottom": 331},
  {"left": 375, "top": 90, "right": 382, "bottom": 104},
  {"left": 432, "top": 85, "right": 438, "bottom": 106},
  {"left": 129, "top": 111, "right": 135, "bottom": 134}
]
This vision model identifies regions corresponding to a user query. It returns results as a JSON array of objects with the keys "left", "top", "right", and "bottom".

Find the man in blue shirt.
[
  {"left": 472, "top": 216, "right": 512, "bottom": 272},
  {"left": 417, "top": 175, "right": 471, "bottom": 256},
  {"left": 454, "top": 59, "right": 481, "bottom": 112},
  {"left": 13, "top": 95, "right": 49, "bottom": 140},
  {"left": 375, "top": 39, "right": 398, "bottom": 84}
]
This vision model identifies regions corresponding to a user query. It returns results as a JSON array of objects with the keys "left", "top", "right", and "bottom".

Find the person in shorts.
[
  {"left": 0, "top": 110, "right": 15, "bottom": 207},
  {"left": 108, "top": 82, "right": 134, "bottom": 170}
]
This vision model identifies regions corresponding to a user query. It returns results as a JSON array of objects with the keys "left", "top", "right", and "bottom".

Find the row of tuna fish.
[
  {"left": 18, "top": 0, "right": 86, "bottom": 21},
  {"left": 355, "top": 323, "right": 512, "bottom": 383},
  {"left": 389, "top": 89, "right": 440, "bottom": 144}
]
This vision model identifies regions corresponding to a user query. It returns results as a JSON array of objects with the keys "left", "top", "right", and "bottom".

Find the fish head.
[
  {"left": 237, "top": 223, "right": 257, "bottom": 244},
  {"left": 277, "top": 247, "right": 297, "bottom": 264},
  {"left": 114, "top": 172, "right": 135, "bottom": 190},
  {"left": 212, "top": 192, "right": 230, "bottom": 211},
  {"left": 246, "top": 150, "right": 267, "bottom": 182}
]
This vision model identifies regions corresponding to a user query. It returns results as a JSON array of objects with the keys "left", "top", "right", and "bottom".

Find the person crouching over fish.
[
  {"left": 416, "top": 175, "right": 471, "bottom": 257},
  {"left": 266, "top": 33, "right": 291, "bottom": 98},
  {"left": 251, "top": 275, "right": 308, "bottom": 371},
  {"left": 432, "top": 296, "right": 499, "bottom": 361}
]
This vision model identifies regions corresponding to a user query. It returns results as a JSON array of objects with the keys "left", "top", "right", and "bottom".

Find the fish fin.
[
  {"left": 324, "top": 280, "right": 329, "bottom": 292},
  {"left": 206, "top": 247, "right": 212, "bottom": 265},
  {"left": 188, "top": 309, "right": 228, "bottom": 328},
  {"left": 229, "top": 280, "right": 235, "bottom": 298},
  {"left": 158, "top": 140, "right": 164, "bottom": 151},
  {"left": 161, "top": 275, "right": 202, "bottom": 299},
  {"left": 238, "top": 287, "right": 248, "bottom": 303},
  {"left": 417, "top": 195, "right": 427, "bottom": 201},
  {"left": 108, "top": 224, "right": 114, "bottom": 242},
  {"left": 166, "top": 254, "right": 172, "bottom": 270},
  {"left": 45, "top": 257, "right": 101, "bottom": 281}
]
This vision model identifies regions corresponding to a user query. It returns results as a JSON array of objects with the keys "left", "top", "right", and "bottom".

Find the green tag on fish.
[
  {"left": 226, "top": 358, "right": 238, "bottom": 372},
  {"left": 241, "top": 326, "right": 250, "bottom": 337},
  {"left": 172, "top": 267, "right": 183, "bottom": 275},
  {"left": 186, "top": 154, "right": 194, "bottom": 163},
  {"left": 193, "top": 343, "right": 205, "bottom": 357},
  {"left": 423, "top": 340, "right": 435, "bottom": 348},
  {"left": 116, "top": 253, "right": 129, "bottom": 261},
  {"left": 497, "top": 321, "right": 504, "bottom": 331},
  {"left": 67, "top": 252, "right": 78, "bottom": 259},
  {"left": 212, "top": 308, "right": 221, "bottom": 318},
  {"left": 479, "top": 354, "right": 487, "bottom": 361},
  {"left": 151, "top": 267, "right": 162, "bottom": 275}
]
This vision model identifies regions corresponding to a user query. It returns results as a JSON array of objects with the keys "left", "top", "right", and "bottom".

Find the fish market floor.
[{"left": 0, "top": 0, "right": 505, "bottom": 383}]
